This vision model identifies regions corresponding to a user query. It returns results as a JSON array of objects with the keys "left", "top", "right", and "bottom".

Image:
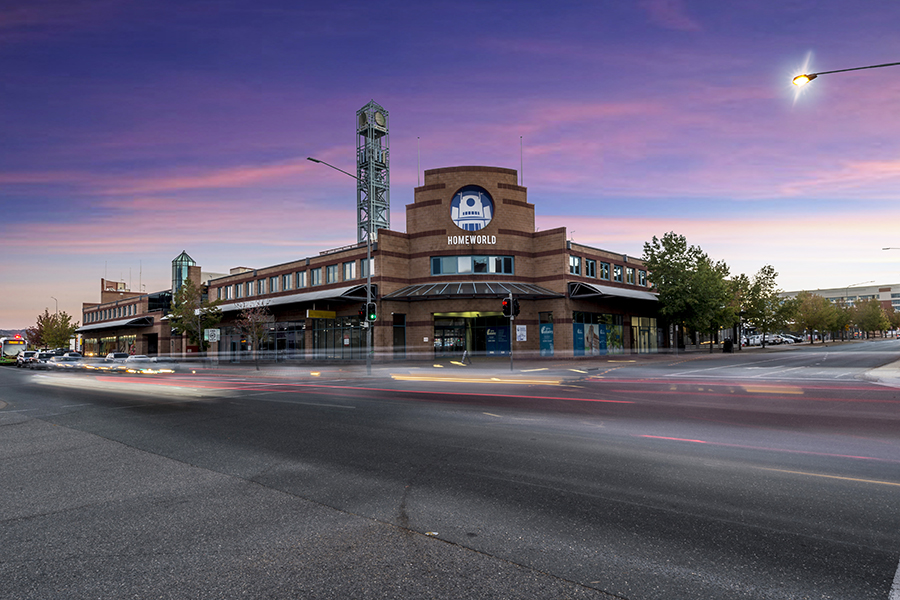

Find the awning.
[
  {"left": 568, "top": 282, "right": 658, "bottom": 302},
  {"left": 383, "top": 281, "right": 563, "bottom": 301},
  {"left": 217, "top": 284, "right": 372, "bottom": 312},
  {"left": 76, "top": 316, "right": 154, "bottom": 333}
]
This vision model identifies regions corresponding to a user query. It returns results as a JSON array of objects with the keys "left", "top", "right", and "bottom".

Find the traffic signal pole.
[{"left": 508, "top": 292, "right": 514, "bottom": 372}]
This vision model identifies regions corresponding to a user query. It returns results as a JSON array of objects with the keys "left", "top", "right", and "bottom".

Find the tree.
[
  {"left": 167, "top": 278, "right": 222, "bottom": 353},
  {"left": 688, "top": 255, "right": 733, "bottom": 353},
  {"left": 642, "top": 232, "right": 735, "bottom": 351},
  {"left": 854, "top": 298, "right": 890, "bottom": 339},
  {"left": 793, "top": 291, "right": 835, "bottom": 344},
  {"left": 29, "top": 308, "right": 79, "bottom": 349},
  {"left": 745, "top": 265, "right": 789, "bottom": 346},
  {"left": 235, "top": 303, "right": 272, "bottom": 370}
]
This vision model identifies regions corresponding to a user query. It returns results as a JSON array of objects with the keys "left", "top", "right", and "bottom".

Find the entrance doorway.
[{"left": 433, "top": 313, "right": 510, "bottom": 358}]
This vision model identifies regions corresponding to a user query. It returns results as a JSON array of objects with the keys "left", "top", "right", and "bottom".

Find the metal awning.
[
  {"left": 76, "top": 316, "right": 154, "bottom": 333},
  {"left": 383, "top": 281, "right": 563, "bottom": 301},
  {"left": 568, "top": 282, "right": 658, "bottom": 301},
  {"left": 217, "top": 284, "right": 372, "bottom": 312}
]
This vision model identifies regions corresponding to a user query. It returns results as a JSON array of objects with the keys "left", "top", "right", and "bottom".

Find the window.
[
  {"left": 585, "top": 259, "right": 596, "bottom": 278},
  {"left": 270, "top": 276, "right": 279, "bottom": 293},
  {"left": 613, "top": 265, "right": 623, "bottom": 282},
  {"left": 343, "top": 261, "right": 356, "bottom": 281},
  {"left": 283, "top": 273, "right": 292, "bottom": 291},
  {"left": 310, "top": 268, "right": 322, "bottom": 286},
  {"left": 245, "top": 281, "right": 253, "bottom": 297},
  {"left": 639, "top": 270, "right": 647, "bottom": 286},
  {"left": 626, "top": 267, "right": 635, "bottom": 285},
  {"left": 600, "top": 262, "right": 610, "bottom": 280},
  {"left": 256, "top": 279, "right": 266, "bottom": 295},
  {"left": 569, "top": 255, "right": 581, "bottom": 275},
  {"left": 223, "top": 286, "right": 231, "bottom": 300},
  {"left": 297, "top": 271, "right": 307, "bottom": 289},
  {"left": 217, "top": 288, "right": 221, "bottom": 300},
  {"left": 430, "top": 255, "right": 515, "bottom": 275},
  {"left": 360, "top": 259, "right": 372, "bottom": 279},
  {"left": 326, "top": 264, "right": 339, "bottom": 284}
]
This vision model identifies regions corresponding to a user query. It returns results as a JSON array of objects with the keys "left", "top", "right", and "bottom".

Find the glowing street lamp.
[{"left": 793, "top": 60, "right": 900, "bottom": 86}]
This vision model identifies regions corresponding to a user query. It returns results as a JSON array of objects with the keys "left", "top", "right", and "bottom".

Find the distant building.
[{"left": 780, "top": 283, "right": 900, "bottom": 312}]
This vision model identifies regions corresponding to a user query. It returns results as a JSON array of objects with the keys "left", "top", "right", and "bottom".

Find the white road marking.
[{"left": 889, "top": 556, "right": 900, "bottom": 600}]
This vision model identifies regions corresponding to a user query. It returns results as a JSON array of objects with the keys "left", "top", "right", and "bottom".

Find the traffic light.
[
  {"left": 359, "top": 304, "right": 366, "bottom": 320},
  {"left": 367, "top": 302, "right": 377, "bottom": 322},
  {"left": 502, "top": 298, "right": 511, "bottom": 316},
  {"left": 513, "top": 299, "right": 520, "bottom": 316}
]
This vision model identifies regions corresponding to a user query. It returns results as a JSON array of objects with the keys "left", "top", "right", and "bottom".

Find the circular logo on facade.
[{"left": 450, "top": 185, "right": 494, "bottom": 232}]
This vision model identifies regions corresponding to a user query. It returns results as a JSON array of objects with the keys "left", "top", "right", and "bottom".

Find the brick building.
[{"left": 78, "top": 165, "right": 662, "bottom": 361}]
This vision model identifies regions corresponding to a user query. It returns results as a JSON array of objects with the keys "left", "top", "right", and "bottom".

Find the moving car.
[{"left": 29, "top": 352, "right": 56, "bottom": 370}]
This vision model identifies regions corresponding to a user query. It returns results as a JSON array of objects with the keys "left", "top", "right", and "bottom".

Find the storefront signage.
[
  {"left": 307, "top": 310, "right": 337, "bottom": 319},
  {"left": 447, "top": 234, "right": 497, "bottom": 245}
]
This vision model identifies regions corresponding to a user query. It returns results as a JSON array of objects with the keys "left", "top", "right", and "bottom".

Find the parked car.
[
  {"left": 29, "top": 352, "right": 56, "bottom": 370},
  {"left": 16, "top": 350, "right": 37, "bottom": 368}
]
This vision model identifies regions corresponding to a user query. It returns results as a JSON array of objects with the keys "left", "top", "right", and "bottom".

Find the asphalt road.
[{"left": 2, "top": 340, "right": 899, "bottom": 599}]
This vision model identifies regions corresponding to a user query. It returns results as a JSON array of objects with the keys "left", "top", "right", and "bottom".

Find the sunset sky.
[{"left": 3, "top": 0, "right": 900, "bottom": 329}]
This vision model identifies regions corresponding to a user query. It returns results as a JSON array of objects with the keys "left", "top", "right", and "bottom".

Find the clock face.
[
  {"left": 374, "top": 111, "right": 386, "bottom": 127},
  {"left": 358, "top": 113, "right": 368, "bottom": 128},
  {"left": 450, "top": 186, "right": 494, "bottom": 231}
]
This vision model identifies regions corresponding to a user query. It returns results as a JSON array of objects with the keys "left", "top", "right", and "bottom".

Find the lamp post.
[
  {"left": 792, "top": 60, "right": 900, "bottom": 86},
  {"left": 307, "top": 156, "right": 373, "bottom": 376},
  {"left": 50, "top": 296, "right": 58, "bottom": 315}
]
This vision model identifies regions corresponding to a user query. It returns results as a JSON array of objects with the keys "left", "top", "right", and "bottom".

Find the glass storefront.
[
  {"left": 572, "top": 311, "right": 624, "bottom": 356},
  {"left": 221, "top": 321, "right": 307, "bottom": 362}
]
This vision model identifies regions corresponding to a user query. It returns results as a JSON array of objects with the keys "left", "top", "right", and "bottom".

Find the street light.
[
  {"left": 792, "top": 60, "right": 900, "bottom": 86},
  {"left": 307, "top": 156, "right": 374, "bottom": 376},
  {"left": 50, "top": 296, "right": 58, "bottom": 315}
]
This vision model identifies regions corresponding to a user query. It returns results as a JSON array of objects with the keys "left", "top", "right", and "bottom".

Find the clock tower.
[{"left": 356, "top": 100, "right": 390, "bottom": 243}]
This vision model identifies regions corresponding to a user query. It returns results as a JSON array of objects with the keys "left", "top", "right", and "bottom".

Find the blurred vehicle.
[
  {"left": 106, "top": 352, "right": 129, "bottom": 362},
  {"left": 16, "top": 350, "right": 37, "bottom": 368},
  {"left": 29, "top": 352, "right": 56, "bottom": 370},
  {"left": 781, "top": 334, "right": 802, "bottom": 344},
  {"left": 47, "top": 356, "right": 82, "bottom": 370},
  {"left": 63, "top": 351, "right": 83, "bottom": 358},
  {"left": 123, "top": 355, "right": 176, "bottom": 374}
]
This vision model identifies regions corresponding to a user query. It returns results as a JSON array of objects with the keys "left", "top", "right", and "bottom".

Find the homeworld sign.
[{"left": 448, "top": 234, "right": 497, "bottom": 245}]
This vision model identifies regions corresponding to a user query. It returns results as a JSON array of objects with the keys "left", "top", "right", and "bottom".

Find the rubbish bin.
[{"left": 723, "top": 338, "right": 734, "bottom": 353}]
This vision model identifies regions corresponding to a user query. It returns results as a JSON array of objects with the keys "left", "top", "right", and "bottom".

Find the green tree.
[
  {"left": 30, "top": 308, "right": 79, "bottom": 349},
  {"left": 643, "top": 232, "right": 738, "bottom": 351},
  {"left": 235, "top": 303, "right": 272, "bottom": 370},
  {"left": 688, "top": 255, "right": 734, "bottom": 353},
  {"left": 793, "top": 291, "right": 835, "bottom": 344},
  {"left": 168, "top": 278, "right": 222, "bottom": 353},
  {"left": 854, "top": 298, "right": 890, "bottom": 339},
  {"left": 745, "top": 265, "right": 789, "bottom": 346}
]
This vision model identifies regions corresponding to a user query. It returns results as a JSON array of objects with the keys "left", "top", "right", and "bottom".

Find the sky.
[{"left": 3, "top": 0, "right": 900, "bottom": 329}]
